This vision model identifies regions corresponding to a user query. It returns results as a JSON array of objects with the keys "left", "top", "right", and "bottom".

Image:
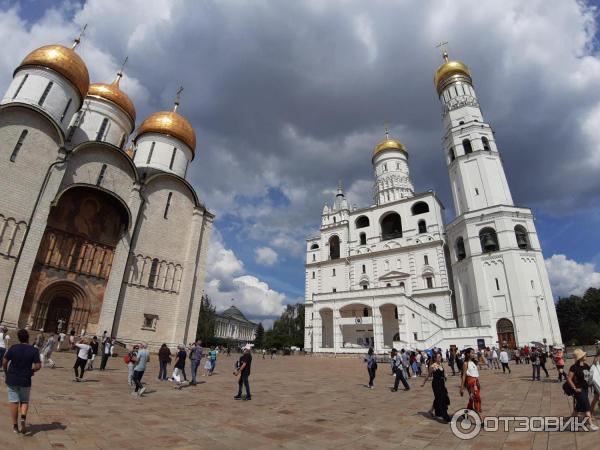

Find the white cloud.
[
  {"left": 545, "top": 254, "right": 600, "bottom": 298},
  {"left": 254, "top": 246, "right": 278, "bottom": 266},
  {"left": 204, "top": 234, "right": 286, "bottom": 318}
]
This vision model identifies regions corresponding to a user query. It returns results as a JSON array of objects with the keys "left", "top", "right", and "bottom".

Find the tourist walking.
[
  {"left": 68, "top": 329, "right": 75, "bottom": 349},
  {"left": 491, "top": 347, "right": 500, "bottom": 369},
  {"left": 447, "top": 347, "right": 456, "bottom": 376},
  {"left": 127, "top": 345, "right": 139, "bottom": 385},
  {"left": 499, "top": 348, "right": 511, "bottom": 374},
  {"left": 190, "top": 340, "right": 203, "bottom": 385},
  {"left": 400, "top": 349, "right": 411, "bottom": 377},
  {"left": 460, "top": 348, "right": 482, "bottom": 415},
  {"left": 73, "top": 338, "right": 90, "bottom": 382},
  {"left": 57, "top": 331, "right": 66, "bottom": 352},
  {"left": 422, "top": 352, "right": 451, "bottom": 422},
  {"left": 99, "top": 337, "right": 112, "bottom": 370},
  {"left": 41, "top": 333, "right": 56, "bottom": 368},
  {"left": 2, "top": 329, "right": 41, "bottom": 434},
  {"left": 132, "top": 343, "right": 149, "bottom": 396},
  {"left": 87, "top": 336, "right": 99, "bottom": 371},
  {"left": 33, "top": 332, "right": 45, "bottom": 350},
  {"left": 391, "top": 349, "right": 410, "bottom": 391},
  {"left": 456, "top": 350, "right": 465, "bottom": 374},
  {"left": 566, "top": 349, "right": 598, "bottom": 431},
  {"left": 539, "top": 349, "right": 549, "bottom": 378},
  {"left": 0, "top": 326, "right": 10, "bottom": 369},
  {"left": 209, "top": 346, "right": 218, "bottom": 375},
  {"left": 365, "top": 347, "right": 377, "bottom": 389},
  {"left": 158, "top": 343, "right": 171, "bottom": 381},
  {"left": 531, "top": 347, "right": 541, "bottom": 381},
  {"left": 553, "top": 346, "right": 566, "bottom": 382},
  {"left": 523, "top": 345, "right": 530, "bottom": 364},
  {"left": 590, "top": 344, "right": 600, "bottom": 417},
  {"left": 514, "top": 348, "right": 521, "bottom": 364},
  {"left": 172, "top": 345, "right": 187, "bottom": 389},
  {"left": 234, "top": 344, "right": 253, "bottom": 400}
]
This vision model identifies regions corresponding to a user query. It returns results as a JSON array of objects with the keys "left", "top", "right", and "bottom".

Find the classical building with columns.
[
  {"left": 0, "top": 37, "right": 213, "bottom": 349},
  {"left": 214, "top": 306, "right": 257, "bottom": 344},
  {"left": 304, "top": 51, "right": 562, "bottom": 354}
]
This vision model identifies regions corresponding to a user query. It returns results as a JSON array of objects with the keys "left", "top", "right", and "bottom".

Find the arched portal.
[
  {"left": 44, "top": 297, "right": 72, "bottom": 333},
  {"left": 32, "top": 281, "right": 90, "bottom": 334},
  {"left": 319, "top": 308, "right": 333, "bottom": 349},
  {"left": 497, "top": 318, "right": 516, "bottom": 349},
  {"left": 379, "top": 303, "right": 399, "bottom": 348},
  {"left": 340, "top": 303, "right": 373, "bottom": 348}
]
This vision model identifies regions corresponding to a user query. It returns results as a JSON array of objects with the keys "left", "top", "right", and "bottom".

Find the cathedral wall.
[{"left": 0, "top": 107, "right": 62, "bottom": 221}]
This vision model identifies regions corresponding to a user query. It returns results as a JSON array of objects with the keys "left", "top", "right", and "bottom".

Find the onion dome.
[
  {"left": 17, "top": 44, "right": 89, "bottom": 98},
  {"left": 88, "top": 73, "right": 136, "bottom": 123},
  {"left": 136, "top": 110, "right": 196, "bottom": 155},
  {"left": 373, "top": 138, "right": 406, "bottom": 157},
  {"left": 434, "top": 52, "right": 472, "bottom": 95}
]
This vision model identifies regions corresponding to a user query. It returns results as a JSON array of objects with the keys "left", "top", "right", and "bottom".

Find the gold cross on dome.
[
  {"left": 436, "top": 41, "right": 449, "bottom": 61},
  {"left": 72, "top": 24, "right": 88, "bottom": 50},
  {"left": 173, "top": 86, "right": 184, "bottom": 112},
  {"left": 384, "top": 122, "right": 390, "bottom": 139}
]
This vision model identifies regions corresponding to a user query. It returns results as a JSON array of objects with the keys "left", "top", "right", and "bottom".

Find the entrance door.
[
  {"left": 44, "top": 297, "right": 72, "bottom": 333},
  {"left": 496, "top": 318, "right": 516, "bottom": 349}
]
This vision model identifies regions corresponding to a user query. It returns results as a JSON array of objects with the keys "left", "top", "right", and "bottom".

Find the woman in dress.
[
  {"left": 460, "top": 348, "right": 482, "bottom": 416},
  {"left": 422, "top": 352, "right": 451, "bottom": 422}
]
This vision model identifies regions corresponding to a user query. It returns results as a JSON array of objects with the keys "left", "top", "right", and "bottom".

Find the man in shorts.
[{"left": 2, "top": 329, "right": 41, "bottom": 434}]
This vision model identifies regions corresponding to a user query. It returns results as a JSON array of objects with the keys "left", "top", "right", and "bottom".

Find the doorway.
[
  {"left": 496, "top": 318, "right": 516, "bottom": 349},
  {"left": 44, "top": 296, "right": 72, "bottom": 333}
]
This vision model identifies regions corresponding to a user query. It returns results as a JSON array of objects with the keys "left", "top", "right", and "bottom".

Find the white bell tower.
[{"left": 435, "top": 44, "right": 562, "bottom": 348}]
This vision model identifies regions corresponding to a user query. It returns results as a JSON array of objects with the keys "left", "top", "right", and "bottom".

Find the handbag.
[{"left": 562, "top": 381, "right": 576, "bottom": 396}]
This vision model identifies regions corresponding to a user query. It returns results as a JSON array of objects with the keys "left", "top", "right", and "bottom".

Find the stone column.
[
  {"left": 97, "top": 184, "right": 142, "bottom": 335},
  {"left": 333, "top": 308, "right": 342, "bottom": 353},
  {"left": 372, "top": 307, "right": 384, "bottom": 353},
  {"left": 313, "top": 316, "right": 322, "bottom": 352}
]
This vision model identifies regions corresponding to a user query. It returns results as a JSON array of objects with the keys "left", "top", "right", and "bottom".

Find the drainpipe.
[{"left": 0, "top": 148, "right": 68, "bottom": 324}]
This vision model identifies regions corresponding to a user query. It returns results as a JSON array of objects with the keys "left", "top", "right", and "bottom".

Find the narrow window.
[
  {"left": 449, "top": 147, "right": 456, "bottom": 162},
  {"left": 96, "top": 164, "right": 107, "bottom": 186},
  {"left": 418, "top": 220, "right": 427, "bottom": 234},
  {"left": 332, "top": 268, "right": 336, "bottom": 276},
  {"left": 148, "top": 258, "right": 159, "bottom": 288},
  {"left": 146, "top": 142, "right": 155, "bottom": 164},
  {"left": 362, "top": 285, "right": 367, "bottom": 290},
  {"left": 10, "top": 130, "right": 28, "bottom": 162},
  {"left": 333, "top": 217, "right": 337, "bottom": 223},
  {"left": 463, "top": 138, "right": 473, "bottom": 154},
  {"left": 312, "top": 254, "right": 315, "bottom": 261},
  {"left": 413, "top": 332, "right": 418, "bottom": 340},
  {"left": 312, "top": 271, "right": 315, "bottom": 279},
  {"left": 38, "top": 81, "right": 53, "bottom": 106},
  {"left": 359, "top": 232, "right": 366, "bottom": 246},
  {"left": 13, "top": 74, "right": 28, "bottom": 98},
  {"left": 429, "top": 303, "right": 437, "bottom": 313},
  {"left": 426, "top": 276, "right": 433, "bottom": 289},
  {"left": 363, "top": 307, "right": 369, "bottom": 317},
  {"left": 394, "top": 307, "right": 398, "bottom": 319},
  {"left": 396, "top": 163, "right": 400, "bottom": 170},
  {"left": 164, "top": 192, "right": 173, "bottom": 219},
  {"left": 118, "top": 133, "right": 126, "bottom": 149},
  {"left": 424, "top": 255, "right": 429, "bottom": 265},
  {"left": 333, "top": 288, "right": 336, "bottom": 293},
  {"left": 169, "top": 147, "right": 177, "bottom": 170},
  {"left": 482, "top": 136, "right": 491, "bottom": 151},
  {"left": 362, "top": 264, "right": 366, "bottom": 274},
  {"left": 386, "top": 283, "right": 392, "bottom": 287},
  {"left": 495, "top": 278, "right": 500, "bottom": 291},
  {"left": 96, "top": 118, "right": 109, "bottom": 141},
  {"left": 383, "top": 163, "right": 387, "bottom": 172},
  {"left": 530, "top": 280, "right": 535, "bottom": 289},
  {"left": 475, "top": 188, "right": 479, "bottom": 195},
  {"left": 60, "top": 98, "right": 72, "bottom": 122}
]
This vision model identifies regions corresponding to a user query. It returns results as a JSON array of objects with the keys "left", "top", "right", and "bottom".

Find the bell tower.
[{"left": 435, "top": 44, "right": 562, "bottom": 348}]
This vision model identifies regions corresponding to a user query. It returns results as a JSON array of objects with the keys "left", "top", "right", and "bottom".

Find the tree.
[
  {"left": 556, "top": 287, "right": 600, "bottom": 345},
  {"left": 196, "top": 295, "right": 216, "bottom": 343},
  {"left": 264, "top": 303, "right": 305, "bottom": 349},
  {"left": 255, "top": 322, "right": 265, "bottom": 348}
]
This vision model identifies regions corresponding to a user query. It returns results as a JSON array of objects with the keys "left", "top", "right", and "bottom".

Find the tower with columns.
[{"left": 435, "top": 47, "right": 562, "bottom": 347}]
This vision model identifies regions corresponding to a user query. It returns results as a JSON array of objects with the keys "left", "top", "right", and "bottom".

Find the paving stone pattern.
[{"left": 0, "top": 352, "right": 597, "bottom": 449}]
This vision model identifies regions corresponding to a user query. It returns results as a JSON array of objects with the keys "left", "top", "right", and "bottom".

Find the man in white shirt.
[
  {"left": 57, "top": 332, "right": 66, "bottom": 352},
  {"left": 0, "top": 326, "right": 10, "bottom": 371},
  {"left": 73, "top": 338, "right": 91, "bottom": 382},
  {"left": 499, "top": 348, "right": 511, "bottom": 374},
  {"left": 491, "top": 347, "right": 500, "bottom": 369}
]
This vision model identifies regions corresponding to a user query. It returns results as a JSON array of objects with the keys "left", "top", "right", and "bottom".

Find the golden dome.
[
  {"left": 88, "top": 75, "right": 136, "bottom": 123},
  {"left": 136, "top": 111, "right": 196, "bottom": 154},
  {"left": 18, "top": 44, "right": 89, "bottom": 98},
  {"left": 434, "top": 58, "right": 471, "bottom": 95},
  {"left": 373, "top": 138, "right": 406, "bottom": 156}
]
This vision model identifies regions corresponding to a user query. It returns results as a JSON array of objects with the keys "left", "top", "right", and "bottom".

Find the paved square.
[{"left": 0, "top": 352, "right": 596, "bottom": 449}]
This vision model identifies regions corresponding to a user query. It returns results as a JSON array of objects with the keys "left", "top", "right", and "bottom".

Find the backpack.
[
  {"left": 123, "top": 354, "right": 131, "bottom": 364},
  {"left": 562, "top": 381, "right": 576, "bottom": 397}
]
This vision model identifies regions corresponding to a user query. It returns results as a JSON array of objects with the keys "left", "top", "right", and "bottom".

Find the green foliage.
[
  {"left": 255, "top": 322, "right": 265, "bottom": 348},
  {"left": 556, "top": 287, "right": 600, "bottom": 345},
  {"left": 196, "top": 295, "right": 216, "bottom": 344},
  {"left": 264, "top": 303, "right": 305, "bottom": 349}
]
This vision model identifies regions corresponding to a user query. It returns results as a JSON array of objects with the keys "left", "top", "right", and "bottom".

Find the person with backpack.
[
  {"left": 126, "top": 345, "right": 139, "bottom": 385},
  {"left": 566, "top": 348, "right": 598, "bottom": 431},
  {"left": 158, "top": 344, "right": 171, "bottom": 381},
  {"left": 189, "top": 341, "right": 203, "bottom": 386},
  {"left": 87, "top": 336, "right": 99, "bottom": 371},
  {"left": 390, "top": 349, "right": 409, "bottom": 391},
  {"left": 365, "top": 347, "right": 377, "bottom": 389}
]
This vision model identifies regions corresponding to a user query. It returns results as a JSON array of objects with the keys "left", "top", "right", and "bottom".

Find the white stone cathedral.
[
  {"left": 304, "top": 51, "right": 562, "bottom": 354},
  {"left": 0, "top": 37, "right": 213, "bottom": 349}
]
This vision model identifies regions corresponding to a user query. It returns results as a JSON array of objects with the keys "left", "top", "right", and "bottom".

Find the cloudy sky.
[{"left": 3, "top": 0, "right": 600, "bottom": 327}]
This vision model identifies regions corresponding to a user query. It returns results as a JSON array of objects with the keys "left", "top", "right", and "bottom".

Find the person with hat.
[
  {"left": 567, "top": 348, "right": 598, "bottom": 431},
  {"left": 234, "top": 344, "right": 252, "bottom": 400}
]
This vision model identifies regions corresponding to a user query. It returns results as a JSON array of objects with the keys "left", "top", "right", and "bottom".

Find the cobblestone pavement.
[{"left": 0, "top": 352, "right": 597, "bottom": 449}]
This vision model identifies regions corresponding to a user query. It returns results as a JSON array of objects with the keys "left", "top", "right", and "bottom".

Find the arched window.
[
  {"left": 96, "top": 118, "right": 109, "bottom": 141},
  {"left": 449, "top": 147, "right": 456, "bottom": 162},
  {"left": 355, "top": 216, "right": 369, "bottom": 229},
  {"left": 479, "top": 227, "right": 499, "bottom": 253},
  {"left": 359, "top": 232, "right": 366, "bottom": 246},
  {"left": 418, "top": 220, "right": 427, "bottom": 234},
  {"left": 148, "top": 258, "right": 159, "bottom": 288},
  {"left": 329, "top": 235, "right": 340, "bottom": 260},
  {"left": 428, "top": 303, "right": 437, "bottom": 313},
  {"left": 456, "top": 237, "right": 466, "bottom": 261},
  {"left": 411, "top": 202, "right": 429, "bottom": 215},
  {"left": 363, "top": 307, "right": 369, "bottom": 317},
  {"left": 399, "top": 282, "right": 405, "bottom": 291},
  {"left": 514, "top": 225, "right": 530, "bottom": 250},
  {"left": 10, "top": 129, "right": 28, "bottom": 162},
  {"left": 463, "top": 138, "right": 473, "bottom": 154},
  {"left": 312, "top": 254, "right": 315, "bottom": 261},
  {"left": 482, "top": 136, "right": 491, "bottom": 151},
  {"left": 333, "top": 217, "right": 336, "bottom": 223},
  {"left": 310, "top": 243, "right": 319, "bottom": 250},
  {"left": 381, "top": 213, "right": 402, "bottom": 240},
  {"left": 361, "top": 264, "right": 366, "bottom": 274},
  {"left": 386, "top": 283, "right": 392, "bottom": 287}
]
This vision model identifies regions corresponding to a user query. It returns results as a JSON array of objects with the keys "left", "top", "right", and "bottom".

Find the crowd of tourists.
[
  {"left": 364, "top": 341, "right": 600, "bottom": 430},
  {"left": 0, "top": 326, "right": 254, "bottom": 434}
]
